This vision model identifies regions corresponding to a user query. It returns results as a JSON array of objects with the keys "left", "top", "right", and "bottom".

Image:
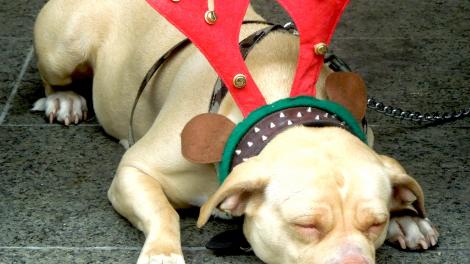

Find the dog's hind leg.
[
  {"left": 32, "top": 0, "right": 110, "bottom": 125},
  {"left": 32, "top": 44, "right": 90, "bottom": 125},
  {"left": 108, "top": 166, "right": 184, "bottom": 264}
]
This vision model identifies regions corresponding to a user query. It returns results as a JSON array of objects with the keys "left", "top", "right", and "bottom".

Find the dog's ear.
[
  {"left": 380, "top": 155, "right": 426, "bottom": 217},
  {"left": 325, "top": 72, "right": 367, "bottom": 122},
  {"left": 197, "top": 158, "right": 269, "bottom": 228},
  {"left": 181, "top": 113, "right": 236, "bottom": 164}
]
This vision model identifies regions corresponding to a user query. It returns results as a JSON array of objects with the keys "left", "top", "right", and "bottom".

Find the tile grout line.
[
  {"left": 0, "top": 124, "right": 102, "bottom": 127},
  {"left": 0, "top": 246, "right": 141, "bottom": 251},
  {"left": 0, "top": 46, "right": 34, "bottom": 125},
  {"left": 0, "top": 246, "right": 467, "bottom": 252},
  {"left": 0, "top": 246, "right": 208, "bottom": 252}
]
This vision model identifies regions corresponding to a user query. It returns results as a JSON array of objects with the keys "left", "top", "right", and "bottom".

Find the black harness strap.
[
  {"left": 128, "top": 38, "right": 191, "bottom": 145},
  {"left": 128, "top": 21, "right": 274, "bottom": 145}
]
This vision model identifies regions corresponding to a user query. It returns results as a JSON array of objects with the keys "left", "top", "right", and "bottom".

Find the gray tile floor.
[{"left": 0, "top": 0, "right": 469, "bottom": 263}]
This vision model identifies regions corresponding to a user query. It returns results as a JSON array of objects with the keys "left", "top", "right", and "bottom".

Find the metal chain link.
[
  {"left": 366, "top": 98, "right": 470, "bottom": 123},
  {"left": 324, "top": 52, "right": 470, "bottom": 124},
  {"left": 284, "top": 21, "right": 470, "bottom": 124}
]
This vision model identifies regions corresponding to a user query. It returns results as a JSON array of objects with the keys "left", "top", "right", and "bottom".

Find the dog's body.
[{"left": 33, "top": 0, "right": 438, "bottom": 263}]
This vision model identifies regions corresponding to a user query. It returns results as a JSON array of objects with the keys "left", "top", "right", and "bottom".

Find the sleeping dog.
[{"left": 33, "top": 0, "right": 438, "bottom": 263}]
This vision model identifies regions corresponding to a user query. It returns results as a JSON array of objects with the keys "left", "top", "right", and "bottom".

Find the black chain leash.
[
  {"left": 366, "top": 98, "right": 470, "bottom": 123},
  {"left": 324, "top": 52, "right": 470, "bottom": 124},
  {"left": 286, "top": 22, "right": 470, "bottom": 124}
]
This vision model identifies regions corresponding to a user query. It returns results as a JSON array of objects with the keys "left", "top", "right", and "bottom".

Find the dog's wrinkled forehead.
[
  {"left": 259, "top": 127, "right": 390, "bottom": 203},
  {"left": 264, "top": 165, "right": 391, "bottom": 221}
]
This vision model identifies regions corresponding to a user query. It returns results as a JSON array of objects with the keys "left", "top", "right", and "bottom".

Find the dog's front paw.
[
  {"left": 137, "top": 253, "right": 185, "bottom": 264},
  {"left": 31, "top": 91, "right": 88, "bottom": 125},
  {"left": 137, "top": 237, "right": 185, "bottom": 264},
  {"left": 387, "top": 216, "right": 439, "bottom": 250}
]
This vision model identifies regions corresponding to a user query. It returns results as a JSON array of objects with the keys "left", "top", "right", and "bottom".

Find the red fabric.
[
  {"left": 277, "top": 0, "right": 350, "bottom": 97},
  {"left": 146, "top": 0, "right": 266, "bottom": 117},
  {"left": 146, "top": 0, "right": 349, "bottom": 116}
]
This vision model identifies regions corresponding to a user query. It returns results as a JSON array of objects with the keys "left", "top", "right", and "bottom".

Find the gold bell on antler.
[
  {"left": 233, "top": 74, "right": 247, "bottom": 88},
  {"left": 314, "top": 42, "right": 328, "bottom": 56},
  {"left": 205, "top": 10, "right": 217, "bottom": 24},
  {"left": 204, "top": 0, "right": 217, "bottom": 24}
]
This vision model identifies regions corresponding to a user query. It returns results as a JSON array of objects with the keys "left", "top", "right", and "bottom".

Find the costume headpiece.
[{"left": 146, "top": 0, "right": 367, "bottom": 182}]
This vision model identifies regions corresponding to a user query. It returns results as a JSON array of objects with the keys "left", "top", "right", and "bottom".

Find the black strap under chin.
[{"left": 205, "top": 228, "right": 253, "bottom": 255}]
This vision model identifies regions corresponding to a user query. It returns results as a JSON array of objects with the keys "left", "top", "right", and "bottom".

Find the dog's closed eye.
[
  {"left": 288, "top": 211, "right": 332, "bottom": 242},
  {"left": 366, "top": 221, "right": 387, "bottom": 236},
  {"left": 357, "top": 211, "right": 389, "bottom": 239},
  {"left": 293, "top": 222, "right": 322, "bottom": 240}
]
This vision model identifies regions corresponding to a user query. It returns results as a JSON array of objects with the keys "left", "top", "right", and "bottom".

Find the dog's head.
[
  {"left": 182, "top": 72, "right": 425, "bottom": 263},
  {"left": 197, "top": 126, "right": 425, "bottom": 264}
]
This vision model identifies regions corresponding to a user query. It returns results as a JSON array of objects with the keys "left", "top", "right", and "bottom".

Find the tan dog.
[{"left": 33, "top": 0, "right": 438, "bottom": 263}]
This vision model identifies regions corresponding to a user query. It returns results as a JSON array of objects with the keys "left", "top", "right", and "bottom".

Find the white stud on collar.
[
  {"left": 287, "top": 120, "right": 293, "bottom": 125},
  {"left": 297, "top": 112, "right": 303, "bottom": 117},
  {"left": 235, "top": 149, "right": 242, "bottom": 155},
  {"left": 315, "top": 115, "right": 320, "bottom": 120},
  {"left": 254, "top": 127, "right": 260, "bottom": 133},
  {"left": 324, "top": 113, "right": 329, "bottom": 118},
  {"left": 279, "top": 112, "right": 286, "bottom": 118},
  {"left": 247, "top": 141, "right": 254, "bottom": 147},
  {"left": 307, "top": 107, "right": 312, "bottom": 112},
  {"left": 270, "top": 122, "right": 276, "bottom": 128},
  {"left": 261, "top": 135, "right": 268, "bottom": 141}
]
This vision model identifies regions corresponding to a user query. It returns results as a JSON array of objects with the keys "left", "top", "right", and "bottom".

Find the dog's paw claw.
[
  {"left": 387, "top": 216, "right": 439, "bottom": 251},
  {"left": 64, "top": 116, "right": 71, "bottom": 126},
  {"left": 419, "top": 239, "right": 428, "bottom": 250},
  {"left": 48, "top": 112, "right": 55, "bottom": 124},
  {"left": 137, "top": 253, "right": 185, "bottom": 264},
  {"left": 32, "top": 91, "right": 87, "bottom": 125},
  {"left": 397, "top": 236, "right": 406, "bottom": 250}
]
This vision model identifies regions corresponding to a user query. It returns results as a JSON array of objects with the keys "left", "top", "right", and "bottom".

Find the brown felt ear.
[
  {"left": 325, "top": 72, "right": 367, "bottom": 122},
  {"left": 181, "top": 113, "right": 236, "bottom": 164}
]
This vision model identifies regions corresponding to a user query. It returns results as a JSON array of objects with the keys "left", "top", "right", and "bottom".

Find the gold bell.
[
  {"left": 314, "top": 43, "right": 328, "bottom": 56},
  {"left": 205, "top": 10, "right": 217, "bottom": 25},
  {"left": 233, "top": 74, "right": 247, "bottom": 89}
]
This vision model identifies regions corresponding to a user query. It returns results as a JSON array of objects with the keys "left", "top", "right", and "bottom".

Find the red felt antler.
[
  {"left": 146, "top": 0, "right": 349, "bottom": 117},
  {"left": 277, "top": 0, "right": 350, "bottom": 97},
  {"left": 147, "top": 0, "right": 266, "bottom": 117}
]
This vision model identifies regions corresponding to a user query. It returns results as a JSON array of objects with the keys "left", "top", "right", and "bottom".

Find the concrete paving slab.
[
  {"left": 253, "top": 0, "right": 470, "bottom": 39},
  {"left": 0, "top": 38, "right": 31, "bottom": 120},
  {"left": 0, "top": 0, "right": 47, "bottom": 38}
]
